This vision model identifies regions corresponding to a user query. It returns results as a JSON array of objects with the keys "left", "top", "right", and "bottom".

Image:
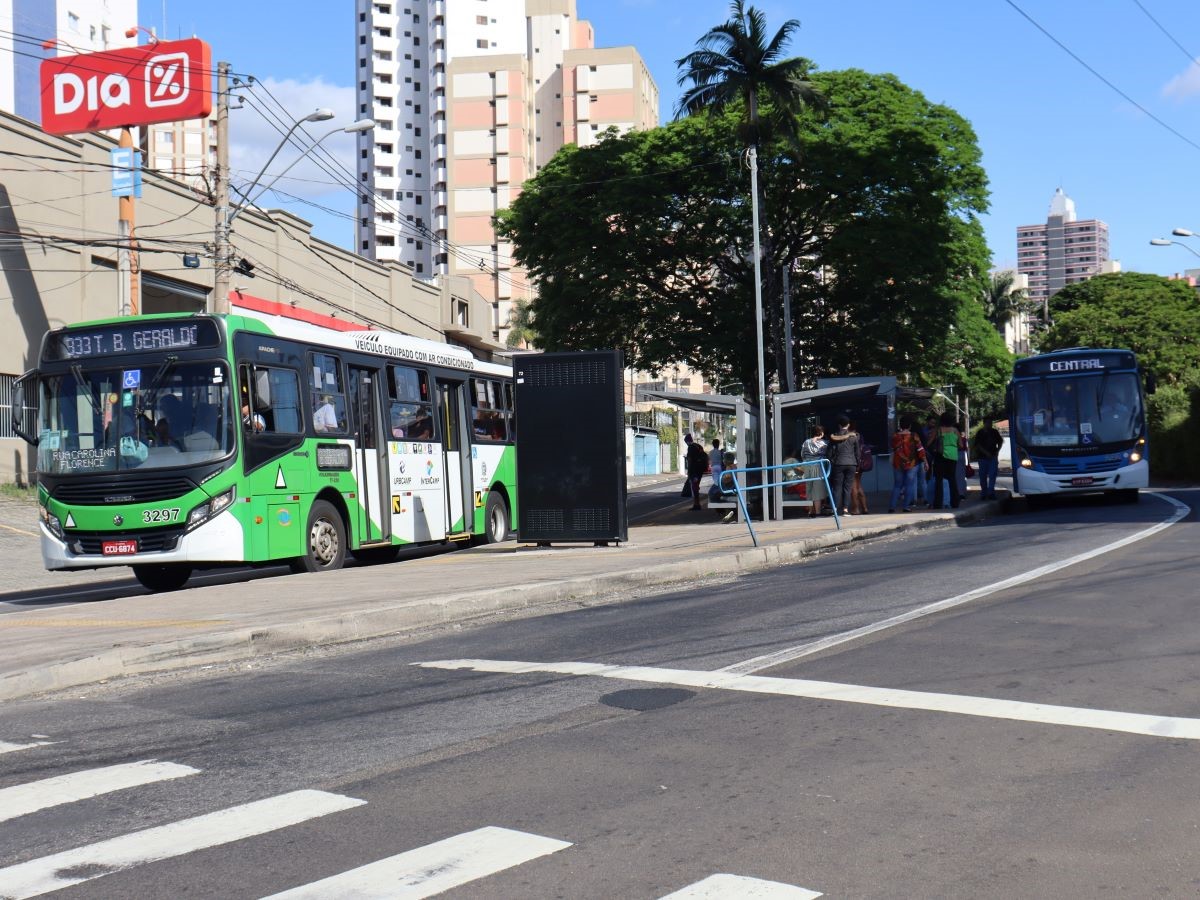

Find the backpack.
[{"left": 858, "top": 440, "right": 874, "bottom": 472}]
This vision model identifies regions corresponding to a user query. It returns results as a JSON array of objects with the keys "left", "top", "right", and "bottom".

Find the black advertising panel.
[{"left": 514, "top": 350, "right": 627, "bottom": 544}]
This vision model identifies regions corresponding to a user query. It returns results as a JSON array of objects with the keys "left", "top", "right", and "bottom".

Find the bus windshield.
[
  {"left": 37, "top": 361, "right": 235, "bottom": 475},
  {"left": 1013, "top": 372, "right": 1142, "bottom": 449}
]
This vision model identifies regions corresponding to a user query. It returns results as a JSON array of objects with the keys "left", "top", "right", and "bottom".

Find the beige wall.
[{"left": 0, "top": 110, "right": 502, "bottom": 482}]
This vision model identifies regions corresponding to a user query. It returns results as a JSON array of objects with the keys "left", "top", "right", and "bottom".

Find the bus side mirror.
[
  {"left": 11, "top": 370, "right": 38, "bottom": 446},
  {"left": 1145, "top": 372, "right": 1157, "bottom": 395}
]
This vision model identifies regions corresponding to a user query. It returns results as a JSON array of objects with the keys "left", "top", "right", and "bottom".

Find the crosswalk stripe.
[
  {"left": 260, "top": 825, "right": 571, "bottom": 899},
  {"left": 0, "top": 760, "right": 199, "bottom": 824},
  {"left": 0, "top": 789, "right": 366, "bottom": 899},
  {"left": 659, "top": 873, "right": 822, "bottom": 899},
  {"left": 0, "top": 740, "right": 54, "bottom": 756}
]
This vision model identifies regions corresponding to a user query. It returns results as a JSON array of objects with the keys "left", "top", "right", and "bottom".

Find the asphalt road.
[{"left": 0, "top": 488, "right": 1195, "bottom": 898}]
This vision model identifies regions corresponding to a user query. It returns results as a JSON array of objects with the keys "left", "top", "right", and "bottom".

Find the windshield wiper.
[
  {"left": 69, "top": 364, "right": 100, "bottom": 413},
  {"left": 138, "top": 355, "right": 178, "bottom": 416}
]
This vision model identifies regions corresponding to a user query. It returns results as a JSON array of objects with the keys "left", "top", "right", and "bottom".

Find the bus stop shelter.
[
  {"left": 641, "top": 389, "right": 759, "bottom": 522},
  {"left": 770, "top": 381, "right": 886, "bottom": 519}
]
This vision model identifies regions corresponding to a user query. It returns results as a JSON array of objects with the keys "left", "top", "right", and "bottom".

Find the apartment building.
[
  {"left": 1016, "top": 188, "right": 1113, "bottom": 310},
  {"left": 355, "top": 0, "right": 658, "bottom": 341},
  {"left": 0, "top": 0, "right": 137, "bottom": 119}
]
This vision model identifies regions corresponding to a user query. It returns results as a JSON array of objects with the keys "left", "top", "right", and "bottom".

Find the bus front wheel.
[
  {"left": 291, "top": 500, "right": 347, "bottom": 573},
  {"left": 133, "top": 564, "right": 192, "bottom": 592},
  {"left": 481, "top": 491, "right": 510, "bottom": 544}
]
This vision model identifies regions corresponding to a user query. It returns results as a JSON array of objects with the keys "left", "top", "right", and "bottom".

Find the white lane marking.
[
  {"left": 0, "top": 789, "right": 366, "bottom": 899},
  {"left": 416, "top": 659, "right": 1200, "bottom": 741},
  {"left": 260, "top": 825, "right": 570, "bottom": 899},
  {"left": 0, "top": 760, "right": 199, "bottom": 823},
  {"left": 723, "top": 491, "right": 1191, "bottom": 675},
  {"left": 0, "top": 740, "right": 55, "bottom": 755},
  {"left": 660, "top": 873, "right": 822, "bottom": 899}
]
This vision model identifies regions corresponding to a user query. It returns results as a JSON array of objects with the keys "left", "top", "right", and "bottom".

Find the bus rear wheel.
[
  {"left": 133, "top": 564, "right": 193, "bottom": 593},
  {"left": 290, "top": 500, "right": 346, "bottom": 573},
  {"left": 481, "top": 491, "right": 510, "bottom": 544}
]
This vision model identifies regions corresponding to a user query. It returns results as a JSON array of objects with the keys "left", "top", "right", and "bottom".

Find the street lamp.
[
  {"left": 1150, "top": 237, "right": 1200, "bottom": 259},
  {"left": 228, "top": 108, "right": 335, "bottom": 225},
  {"left": 236, "top": 118, "right": 375, "bottom": 215}
]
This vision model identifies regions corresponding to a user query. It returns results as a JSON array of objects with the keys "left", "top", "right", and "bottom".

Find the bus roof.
[{"left": 44, "top": 297, "right": 511, "bottom": 378}]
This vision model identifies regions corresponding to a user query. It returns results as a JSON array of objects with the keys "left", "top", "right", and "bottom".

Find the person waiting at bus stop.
[
  {"left": 684, "top": 433, "right": 708, "bottom": 511},
  {"left": 972, "top": 416, "right": 1003, "bottom": 500},
  {"left": 826, "top": 414, "right": 860, "bottom": 516},
  {"left": 932, "top": 411, "right": 961, "bottom": 509}
]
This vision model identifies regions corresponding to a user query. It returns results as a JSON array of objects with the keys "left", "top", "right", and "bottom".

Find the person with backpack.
[
  {"left": 888, "top": 416, "right": 926, "bottom": 513},
  {"left": 849, "top": 419, "right": 871, "bottom": 515},
  {"left": 684, "top": 433, "right": 709, "bottom": 511},
  {"left": 826, "top": 414, "right": 860, "bottom": 516}
]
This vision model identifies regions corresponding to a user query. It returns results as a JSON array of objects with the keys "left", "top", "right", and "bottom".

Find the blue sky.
[{"left": 145, "top": 0, "right": 1200, "bottom": 277}]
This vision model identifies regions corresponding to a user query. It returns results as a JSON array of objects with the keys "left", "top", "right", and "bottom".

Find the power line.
[
  {"left": 1002, "top": 0, "right": 1200, "bottom": 155},
  {"left": 1129, "top": 0, "right": 1200, "bottom": 67}
]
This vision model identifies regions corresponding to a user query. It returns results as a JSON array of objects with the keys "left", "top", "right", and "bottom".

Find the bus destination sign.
[
  {"left": 45, "top": 320, "right": 220, "bottom": 361},
  {"left": 1013, "top": 349, "right": 1135, "bottom": 378}
]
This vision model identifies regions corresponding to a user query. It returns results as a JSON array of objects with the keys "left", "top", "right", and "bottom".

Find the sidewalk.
[{"left": 0, "top": 487, "right": 1003, "bottom": 702}]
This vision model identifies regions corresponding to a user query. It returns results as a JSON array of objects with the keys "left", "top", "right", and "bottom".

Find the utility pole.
[
  {"left": 212, "top": 60, "right": 231, "bottom": 314},
  {"left": 748, "top": 146, "right": 768, "bottom": 519}
]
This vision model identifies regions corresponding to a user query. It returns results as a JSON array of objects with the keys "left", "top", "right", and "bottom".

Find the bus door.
[
  {"left": 348, "top": 365, "right": 391, "bottom": 545},
  {"left": 436, "top": 378, "right": 474, "bottom": 538}
]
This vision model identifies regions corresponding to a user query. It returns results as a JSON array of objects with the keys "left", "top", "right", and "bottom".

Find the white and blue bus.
[{"left": 1008, "top": 348, "right": 1149, "bottom": 502}]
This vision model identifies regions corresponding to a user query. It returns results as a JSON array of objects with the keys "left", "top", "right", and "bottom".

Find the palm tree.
[
  {"left": 675, "top": 1, "right": 824, "bottom": 396},
  {"left": 505, "top": 298, "right": 537, "bottom": 350},
  {"left": 675, "top": 0, "right": 823, "bottom": 148},
  {"left": 982, "top": 271, "right": 1031, "bottom": 329}
]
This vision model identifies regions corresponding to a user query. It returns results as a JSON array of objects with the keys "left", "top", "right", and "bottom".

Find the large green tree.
[
  {"left": 496, "top": 68, "right": 998, "bottom": 394},
  {"left": 1041, "top": 272, "right": 1200, "bottom": 384}
]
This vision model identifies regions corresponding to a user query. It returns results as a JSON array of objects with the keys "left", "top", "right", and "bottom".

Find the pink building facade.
[
  {"left": 356, "top": 0, "right": 658, "bottom": 343},
  {"left": 1016, "top": 188, "right": 1111, "bottom": 310}
]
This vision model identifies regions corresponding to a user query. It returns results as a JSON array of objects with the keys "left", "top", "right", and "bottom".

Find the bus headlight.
[
  {"left": 1129, "top": 451, "right": 1142, "bottom": 463},
  {"left": 40, "top": 507, "right": 64, "bottom": 539},
  {"left": 186, "top": 486, "right": 236, "bottom": 531},
  {"left": 1018, "top": 449, "right": 1033, "bottom": 469}
]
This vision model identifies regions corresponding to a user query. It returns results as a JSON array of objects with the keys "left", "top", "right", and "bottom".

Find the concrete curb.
[{"left": 0, "top": 502, "right": 998, "bottom": 702}]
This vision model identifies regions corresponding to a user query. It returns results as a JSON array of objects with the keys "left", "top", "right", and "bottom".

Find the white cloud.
[
  {"left": 1162, "top": 62, "right": 1200, "bottom": 101},
  {"left": 227, "top": 76, "right": 360, "bottom": 208}
]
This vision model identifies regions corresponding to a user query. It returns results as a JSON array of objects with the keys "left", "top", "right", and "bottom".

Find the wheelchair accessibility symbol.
[{"left": 122, "top": 370, "right": 141, "bottom": 389}]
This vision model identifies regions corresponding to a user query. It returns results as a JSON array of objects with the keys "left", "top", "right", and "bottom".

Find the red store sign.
[{"left": 40, "top": 38, "right": 212, "bottom": 135}]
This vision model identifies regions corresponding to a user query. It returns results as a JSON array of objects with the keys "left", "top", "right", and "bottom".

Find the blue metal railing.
[{"left": 717, "top": 459, "right": 841, "bottom": 547}]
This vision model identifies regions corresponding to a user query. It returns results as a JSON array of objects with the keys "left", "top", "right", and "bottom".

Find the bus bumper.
[
  {"left": 1014, "top": 459, "right": 1149, "bottom": 496},
  {"left": 42, "top": 512, "right": 246, "bottom": 571}
]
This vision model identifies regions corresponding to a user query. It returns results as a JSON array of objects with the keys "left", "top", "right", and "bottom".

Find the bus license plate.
[
  {"left": 101, "top": 539, "right": 138, "bottom": 556},
  {"left": 1070, "top": 476, "right": 1094, "bottom": 487}
]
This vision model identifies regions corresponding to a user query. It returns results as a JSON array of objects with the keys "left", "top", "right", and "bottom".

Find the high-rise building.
[
  {"left": 1016, "top": 188, "right": 1112, "bottom": 310},
  {"left": 355, "top": 0, "right": 658, "bottom": 340},
  {"left": 0, "top": 0, "right": 137, "bottom": 121}
]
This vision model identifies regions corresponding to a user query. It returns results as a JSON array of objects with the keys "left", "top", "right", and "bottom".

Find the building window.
[
  {"left": 477, "top": 15, "right": 487, "bottom": 24},
  {"left": 477, "top": 39, "right": 488, "bottom": 48}
]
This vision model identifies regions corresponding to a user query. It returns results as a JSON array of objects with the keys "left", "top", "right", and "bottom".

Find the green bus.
[{"left": 12, "top": 298, "right": 516, "bottom": 592}]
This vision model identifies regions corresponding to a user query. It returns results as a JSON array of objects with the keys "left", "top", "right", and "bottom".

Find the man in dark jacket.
[
  {"left": 826, "top": 414, "right": 861, "bottom": 515},
  {"left": 685, "top": 433, "right": 708, "bottom": 510},
  {"left": 972, "top": 416, "right": 1004, "bottom": 500}
]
